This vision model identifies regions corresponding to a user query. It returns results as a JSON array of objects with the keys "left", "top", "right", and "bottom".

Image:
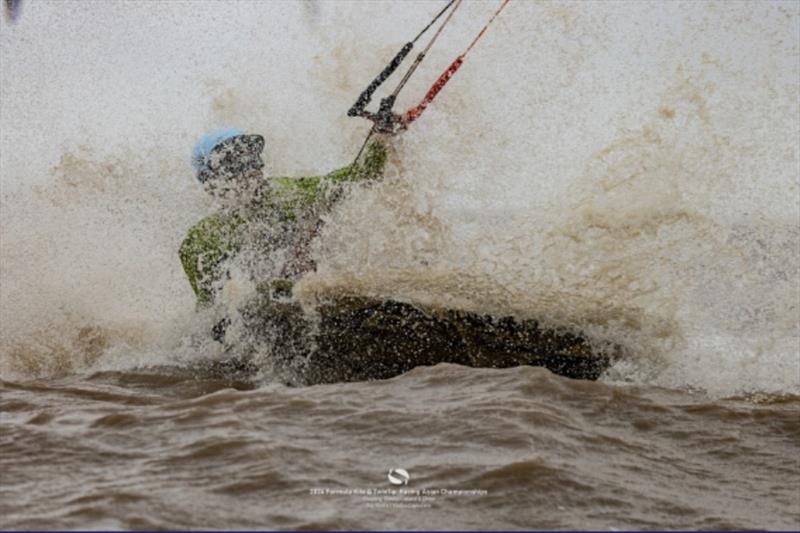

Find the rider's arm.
[
  {"left": 325, "top": 140, "right": 388, "bottom": 184},
  {"left": 271, "top": 141, "right": 388, "bottom": 217},
  {"left": 178, "top": 213, "right": 240, "bottom": 308}
]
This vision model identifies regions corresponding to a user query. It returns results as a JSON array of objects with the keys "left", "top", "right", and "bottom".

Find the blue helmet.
[
  {"left": 191, "top": 127, "right": 244, "bottom": 173},
  {"left": 192, "top": 128, "right": 266, "bottom": 186}
]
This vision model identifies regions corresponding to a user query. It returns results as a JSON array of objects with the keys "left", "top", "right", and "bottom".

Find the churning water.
[{"left": 1, "top": 1, "right": 798, "bottom": 529}]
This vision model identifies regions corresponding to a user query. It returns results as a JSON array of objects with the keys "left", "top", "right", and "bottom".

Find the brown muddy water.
[{"left": 2, "top": 365, "right": 798, "bottom": 530}]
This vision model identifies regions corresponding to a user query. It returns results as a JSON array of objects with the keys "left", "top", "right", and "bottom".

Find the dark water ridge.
[{"left": 1, "top": 363, "right": 798, "bottom": 530}]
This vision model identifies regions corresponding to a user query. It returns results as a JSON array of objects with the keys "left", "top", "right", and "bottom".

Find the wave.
[{"left": 1, "top": 1, "right": 797, "bottom": 397}]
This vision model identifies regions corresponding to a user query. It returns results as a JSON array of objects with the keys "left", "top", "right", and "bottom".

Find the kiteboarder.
[
  {"left": 179, "top": 0, "right": 509, "bottom": 345},
  {"left": 179, "top": 130, "right": 389, "bottom": 312}
]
